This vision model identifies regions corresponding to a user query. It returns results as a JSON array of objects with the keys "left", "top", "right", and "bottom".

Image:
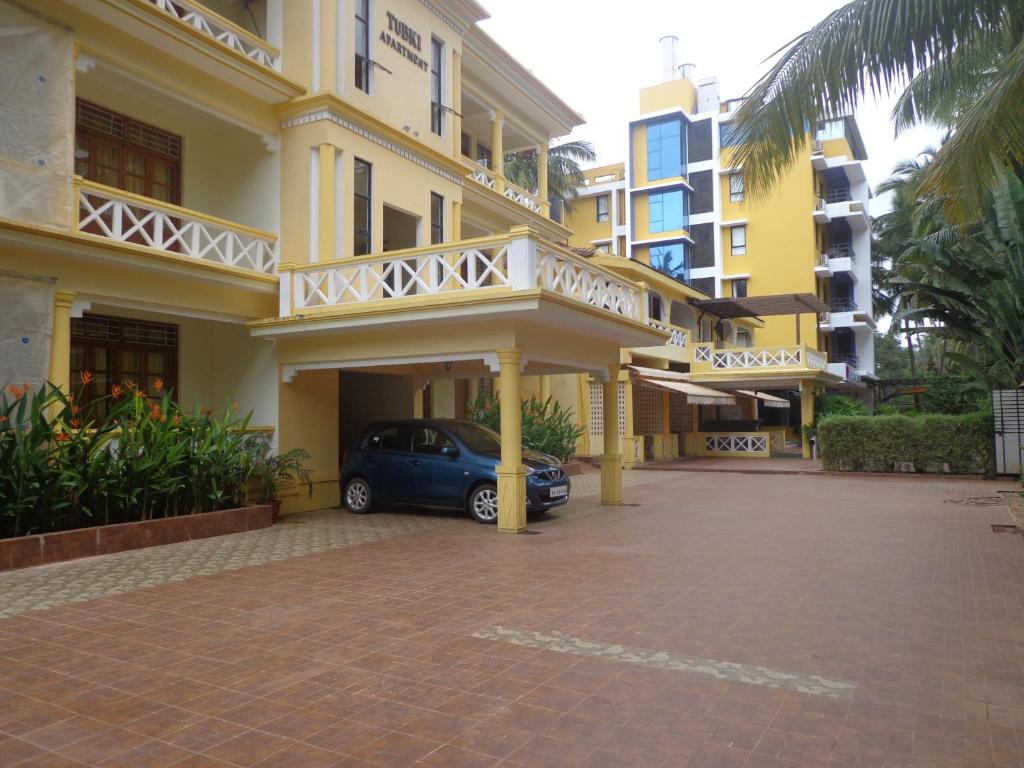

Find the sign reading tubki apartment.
[{"left": 380, "top": 11, "right": 429, "bottom": 72}]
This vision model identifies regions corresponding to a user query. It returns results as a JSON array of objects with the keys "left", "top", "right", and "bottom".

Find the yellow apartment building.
[
  {"left": 564, "top": 36, "right": 876, "bottom": 463},
  {"left": 0, "top": 0, "right": 674, "bottom": 532}
]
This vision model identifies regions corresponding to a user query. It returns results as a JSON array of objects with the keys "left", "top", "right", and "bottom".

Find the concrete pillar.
[
  {"left": 539, "top": 374, "right": 551, "bottom": 402},
  {"left": 452, "top": 200, "right": 461, "bottom": 241},
  {"left": 49, "top": 289, "right": 76, "bottom": 395},
  {"left": 496, "top": 348, "right": 526, "bottom": 533},
  {"left": 601, "top": 365, "right": 622, "bottom": 505},
  {"left": 537, "top": 143, "right": 550, "bottom": 217},
  {"left": 318, "top": 143, "right": 336, "bottom": 260},
  {"left": 800, "top": 380, "right": 816, "bottom": 459},
  {"left": 491, "top": 109, "right": 505, "bottom": 193}
]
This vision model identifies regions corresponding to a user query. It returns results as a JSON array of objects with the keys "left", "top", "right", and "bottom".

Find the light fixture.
[{"left": 443, "top": 361, "right": 453, "bottom": 372}]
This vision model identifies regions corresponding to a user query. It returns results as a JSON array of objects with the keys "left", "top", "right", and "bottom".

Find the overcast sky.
[{"left": 478, "top": 0, "right": 944, "bottom": 216}]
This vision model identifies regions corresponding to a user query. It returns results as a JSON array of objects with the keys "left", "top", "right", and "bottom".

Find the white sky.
[{"left": 478, "top": 0, "right": 944, "bottom": 216}]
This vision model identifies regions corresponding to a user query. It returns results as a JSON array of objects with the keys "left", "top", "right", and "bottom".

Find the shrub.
[
  {"left": 468, "top": 390, "right": 584, "bottom": 463},
  {"left": 0, "top": 378, "right": 264, "bottom": 538},
  {"left": 817, "top": 412, "right": 994, "bottom": 474}
]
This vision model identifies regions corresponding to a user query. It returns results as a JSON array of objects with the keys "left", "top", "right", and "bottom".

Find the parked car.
[{"left": 341, "top": 419, "right": 571, "bottom": 523}]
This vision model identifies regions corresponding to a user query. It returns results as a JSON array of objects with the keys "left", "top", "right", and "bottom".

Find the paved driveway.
[{"left": 1, "top": 471, "right": 1022, "bottom": 767}]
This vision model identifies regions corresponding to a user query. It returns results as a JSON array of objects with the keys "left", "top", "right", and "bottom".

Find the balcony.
[
  {"left": 815, "top": 244, "right": 856, "bottom": 277},
  {"left": 148, "top": 0, "right": 279, "bottom": 70},
  {"left": 813, "top": 190, "right": 869, "bottom": 230},
  {"left": 76, "top": 179, "right": 278, "bottom": 274},
  {"left": 632, "top": 320, "right": 689, "bottom": 363},
  {"left": 691, "top": 343, "right": 827, "bottom": 373},
  {"left": 462, "top": 158, "right": 545, "bottom": 216},
  {"left": 829, "top": 297, "right": 858, "bottom": 312},
  {"left": 275, "top": 230, "right": 646, "bottom": 326}
]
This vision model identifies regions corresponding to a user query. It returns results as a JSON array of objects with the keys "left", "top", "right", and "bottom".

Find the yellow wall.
[
  {"left": 638, "top": 79, "right": 697, "bottom": 116},
  {"left": 278, "top": 369, "right": 340, "bottom": 511},
  {"left": 565, "top": 195, "right": 614, "bottom": 247}
]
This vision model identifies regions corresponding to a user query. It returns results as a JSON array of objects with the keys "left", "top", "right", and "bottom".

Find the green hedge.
[{"left": 817, "top": 413, "right": 994, "bottom": 474}]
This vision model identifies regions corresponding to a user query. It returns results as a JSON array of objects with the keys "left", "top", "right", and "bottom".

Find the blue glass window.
[
  {"left": 646, "top": 118, "right": 684, "bottom": 180},
  {"left": 719, "top": 122, "right": 739, "bottom": 148},
  {"left": 649, "top": 242, "right": 690, "bottom": 284},
  {"left": 648, "top": 189, "right": 688, "bottom": 233}
]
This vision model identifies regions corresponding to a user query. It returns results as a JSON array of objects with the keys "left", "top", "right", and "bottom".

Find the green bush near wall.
[{"left": 817, "top": 413, "right": 994, "bottom": 475}]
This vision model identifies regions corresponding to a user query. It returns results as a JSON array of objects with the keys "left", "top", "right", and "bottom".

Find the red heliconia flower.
[
  {"left": 5, "top": 384, "right": 24, "bottom": 399},
  {"left": 80, "top": 370, "right": 93, "bottom": 385},
  {"left": 54, "top": 431, "right": 70, "bottom": 442},
  {"left": 153, "top": 377, "right": 164, "bottom": 392},
  {"left": 111, "top": 384, "right": 123, "bottom": 400},
  {"left": 70, "top": 417, "right": 81, "bottom": 429}
]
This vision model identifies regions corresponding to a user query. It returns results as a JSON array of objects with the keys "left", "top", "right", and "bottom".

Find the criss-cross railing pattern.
[
  {"left": 805, "top": 348, "right": 828, "bottom": 370},
  {"left": 149, "top": 0, "right": 280, "bottom": 70},
  {"left": 705, "top": 434, "right": 769, "bottom": 453},
  {"left": 288, "top": 245, "right": 511, "bottom": 311},
  {"left": 649, "top": 321, "right": 687, "bottom": 348},
  {"left": 694, "top": 344, "right": 712, "bottom": 362},
  {"left": 504, "top": 184, "right": 543, "bottom": 214},
  {"left": 467, "top": 162, "right": 496, "bottom": 190},
  {"left": 538, "top": 248, "right": 642, "bottom": 321},
  {"left": 78, "top": 181, "right": 278, "bottom": 274},
  {"left": 711, "top": 348, "right": 803, "bottom": 369}
]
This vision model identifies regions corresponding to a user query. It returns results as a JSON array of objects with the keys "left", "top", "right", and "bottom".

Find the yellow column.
[
  {"left": 496, "top": 348, "right": 526, "bottom": 533},
  {"left": 662, "top": 389, "right": 672, "bottom": 458},
  {"left": 451, "top": 49, "right": 463, "bottom": 157},
  {"left": 318, "top": 143, "right": 336, "bottom": 260},
  {"left": 491, "top": 109, "right": 505, "bottom": 194},
  {"left": 413, "top": 382, "right": 424, "bottom": 418},
  {"left": 622, "top": 376, "right": 637, "bottom": 469},
  {"left": 537, "top": 143, "right": 550, "bottom": 218},
  {"left": 601, "top": 365, "right": 622, "bottom": 505},
  {"left": 49, "top": 289, "right": 76, "bottom": 395},
  {"left": 451, "top": 200, "right": 461, "bottom": 241},
  {"left": 800, "top": 380, "right": 816, "bottom": 459},
  {"left": 539, "top": 375, "right": 551, "bottom": 402}
]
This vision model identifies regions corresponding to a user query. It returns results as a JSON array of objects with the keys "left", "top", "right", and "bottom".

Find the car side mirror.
[{"left": 440, "top": 445, "right": 459, "bottom": 458}]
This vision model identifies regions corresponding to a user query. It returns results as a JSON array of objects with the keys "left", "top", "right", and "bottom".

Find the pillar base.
[
  {"left": 600, "top": 453, "right": 622, "bottom": 506},
  {"left": 496, "top": 464, "right": 527, "bottom": 533}
]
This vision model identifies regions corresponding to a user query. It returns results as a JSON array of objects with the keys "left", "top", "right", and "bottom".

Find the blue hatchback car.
[{"left": 341, "top": 419, "right": 571, "bottom": 523}]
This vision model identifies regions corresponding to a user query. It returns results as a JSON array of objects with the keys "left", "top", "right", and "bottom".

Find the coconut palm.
[
  {"left": 728, "top": 0, "right": 1024, "bottom": 220},
  {"left": 504, "top": 139, "right": 597, "bottom": 216}
]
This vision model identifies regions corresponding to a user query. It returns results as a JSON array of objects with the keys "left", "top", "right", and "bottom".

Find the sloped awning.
[
  {"left": 627, "top": 364, "right": 688, "bottom": 381},
  {"left": 736, "top": 389, "right": 791, "bottom": 409},
  {"left": 641, "top": 378, "right": 736, "bottom": 405}
]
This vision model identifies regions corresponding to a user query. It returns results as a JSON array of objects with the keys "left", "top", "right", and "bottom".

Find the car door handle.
[{"left": 406, "top": 459, "right": 421, "bottom": 467}]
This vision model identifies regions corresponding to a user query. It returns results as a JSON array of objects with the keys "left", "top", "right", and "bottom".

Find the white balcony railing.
[
  {"left": 649, "top": 321, "right": 687, "bottom": 348},
  {"left": 149, "top": 0, "right": 280, "bottom": 70},
  {"left": 278, "top": 232, "right": 643, "bottom": 323},
  {"left": 77, "top": 180, "right": 278, "bottom": 274},
  {"left": 504, "top": 184, "right": 543, "bottom": 214},
  {"left": 464, "top": 159, "right": 545, "bottom": 215},
  {"left": 692, "top": 343, "right": 828, "bottom": 371},
  {"left": 706, "top": 433, "right": 769, "bottom": 454},
  {"left": 467, "top": 162, "right": 496, "bottom": 190}
]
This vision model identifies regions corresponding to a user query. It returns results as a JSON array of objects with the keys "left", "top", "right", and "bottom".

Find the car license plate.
[{"left": 548, "top": 485, "right": 567, "bottom": 498}]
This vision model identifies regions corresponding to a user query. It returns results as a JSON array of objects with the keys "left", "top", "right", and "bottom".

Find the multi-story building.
[
  {"left": 1, "top": 0, "right": 673, "bottom": 531},
  {"left": 565, "top": 36, "right": 876, "bottom": 462}
]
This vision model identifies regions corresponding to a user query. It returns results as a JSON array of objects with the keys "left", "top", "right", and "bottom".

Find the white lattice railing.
[
  {"left": 693, "top": 344, "right": 712, "bottom": 362},
  {"left": 149, "top": 0, "right": 280, "bottom": 70},
  {"left": 804, "top": 348, "right": 828, "bottom": 370},
  {"left": 705, "top": 433, "right": 769, "bottom": 454},
  {"left": 278, "top": 233, "right": 643, "bottom": 323},
  {"left": 692, "top": 344, "right": 828, "bottom": 371},
  {"left": 504, "top": 183, "right": 543, "bottom": 214},
  {"left": 466, "top": 161, "right": 496, "bottom": 190},
  {"left": 649, "top": 321, "right": 687, "bottom": 348},
  {"left": 77, "top": 180, "right": 278, "bottom": 274}
]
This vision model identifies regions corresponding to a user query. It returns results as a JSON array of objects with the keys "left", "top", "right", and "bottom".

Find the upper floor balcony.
[
  {"left": 691, "top": 342, "right": 828, "bottom": 375},
  {"left": 814, "top": 243, "right": 857, "bottom": 278},
  {"left": 813, "top": 193, "right": 869, "bottom": 231},
  {"left": 461, "top": 157, "right": 545, "bottom": 216}
]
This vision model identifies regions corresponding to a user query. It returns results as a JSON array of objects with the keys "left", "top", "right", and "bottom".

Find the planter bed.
[{"left": 0, "top": 505, "right": 273, "bottom": 572}]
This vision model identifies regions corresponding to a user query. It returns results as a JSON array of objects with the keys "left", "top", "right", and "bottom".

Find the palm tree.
[
  {"left": 728, "top": 0, "right": 1024, "bottom": 220},
  {"left": 504, "top": 139, "right": 597, "bottom": 216}
]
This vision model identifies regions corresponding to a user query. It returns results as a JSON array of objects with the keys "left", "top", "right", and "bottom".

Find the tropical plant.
[
  {"left": 468, "top": 390, "right": 584, "bottom": 462},
  {"left": 504, "top": 139, "right": 597, "bottom": 215},
  {"left": 250, "top": 448, "right": 314, "bottom": 503},
  {"left": 728, "top": 0, "right": 1024, "bottom": 221}
]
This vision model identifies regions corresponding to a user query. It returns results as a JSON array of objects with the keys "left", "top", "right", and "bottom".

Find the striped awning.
[
  {"left": 736, "top": 389, "right": 791, "bottom": 409},
  {"left": 639, "top": 377, "right": 736, "bottom": 406}
]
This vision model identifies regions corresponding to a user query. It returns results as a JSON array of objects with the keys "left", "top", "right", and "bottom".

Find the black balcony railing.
[
  {"left": 829, "top": 297, "right": 858, "bottom": 312},
  {"left": 825, "top": 243, "right": 855, "bottom": 260},
  {"left": 823, "top": 187, "right": 853, "bottom": 203},
  {"left": 830, "top": 352, "right": 859, "bottom": 367}
]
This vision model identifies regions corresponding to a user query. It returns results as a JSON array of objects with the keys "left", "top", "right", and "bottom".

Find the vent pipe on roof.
[
  {"left": 659, "top": 35, "right": 678, "bottom": 82},
  {"left": 678, "top": 63, "right": 696, "bottom": 81}
]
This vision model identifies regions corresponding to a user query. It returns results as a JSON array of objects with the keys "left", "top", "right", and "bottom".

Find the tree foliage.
[{"left": 504, "top": 139, "right": 597, "bottom": 215}]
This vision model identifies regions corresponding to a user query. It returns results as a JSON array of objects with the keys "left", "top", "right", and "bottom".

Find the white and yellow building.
[
  {"left": 564, "top": 36, "right": 876, "bottom": 462},
  {"left": 0, "top": 0, "right": 676, "bottom": 531}
]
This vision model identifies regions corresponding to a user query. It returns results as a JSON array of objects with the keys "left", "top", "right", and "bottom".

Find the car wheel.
[
  {"left": 344, "top": 478, "right": 373, "bottom": 514},
  {"left": 468, "top": 484, "right": 499, "bottom": 524}
]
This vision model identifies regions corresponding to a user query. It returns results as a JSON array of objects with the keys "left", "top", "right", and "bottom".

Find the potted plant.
[{"left": 251, "top": 448, "right": 314, "bottom": 522}]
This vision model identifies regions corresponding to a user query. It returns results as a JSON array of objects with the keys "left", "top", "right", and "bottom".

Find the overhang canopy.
[
  {"left": 627, "top": 365, "right": 736, "bottom": 405},
  {"left": 736, "top": 389, "right": 791, "bottom": 409},
  {"left": 692, "top": 293, "right": 830, "bottom": 319}
]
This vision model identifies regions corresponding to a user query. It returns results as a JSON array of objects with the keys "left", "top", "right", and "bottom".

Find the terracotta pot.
[{"left": 269, "top": 499, "right": 282, "bottom": 523}]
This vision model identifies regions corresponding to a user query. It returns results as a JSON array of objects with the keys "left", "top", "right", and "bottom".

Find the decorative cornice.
[
  {"left": 418, "top": 0, "right": 465, "bottom": 35},
  {"left": 282, "top": 109, "right": 463, "bottom": 185}
]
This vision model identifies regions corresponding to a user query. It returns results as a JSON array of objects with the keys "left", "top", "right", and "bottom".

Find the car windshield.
[{"left": 446, "top": 422, "right": 502, "bottom": 454}]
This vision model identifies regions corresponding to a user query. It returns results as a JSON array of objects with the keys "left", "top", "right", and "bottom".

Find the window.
[
  {"left": 368, "top": 425, "right": 412, "bottom": 452},
  {"left": 736, "top": 329, "right": 752, "bottom": 348},
  {"left": 430, "top": 193, "right": 444, "bottom": 245},
  {"left": 430, "top": 38, "right": 443, "bottom": 136},
  {"left": 729, "top": 173, "right": 745, "bottom": 203},
  {"left": 70, "top": 314, "right": 178, "bottom": 415},
  {"left": 596, "top": 195, "right": 609, "bottom": 223},
  {"left": 815, "top": 119, "right": 845, "bottom": 141},
  {"left": 461, "top": 132, "right": 471, "bottom": 157},
  {"left": 719, "top": 122, "right": 739, "bottom": 148},
  {"left": 475, "top": 143, "right": 492, "bottom": 169},
  {"left": 412, "top": 426, "right": 457, "bottom": 455},
  {"left": 354, "top": 159, "right": 371, "bottom": 256},
  {"left": 74, "top": 100, "right": 181, "bottom": 204},
  {"left": 646, "top": 117, "right": 684, "bottom": 180},
  {"left": 732, "top": 278, "right": 748, "bottom": 298},
  {"left": 730, "top": 225, "right": 746, "bottom": 255},
  {"left": 354, "top": 0, "right": 370, "bottom": 93},
  {"left": 648, "top": 293, "right": 663, "bottom": 322},
  {"left": 648, "top": 189, "right": 688, "bottom": 233},
  {"left": 648, "top": 242, "right": 689, "bottom": 284}
]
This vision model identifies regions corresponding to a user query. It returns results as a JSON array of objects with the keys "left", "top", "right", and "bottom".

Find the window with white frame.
[
  {"left": 730, "top": 225, "right": 746, "bottom": 255},
  {"left": 729, "top": 173, "right": 745, "bottom": 203},
  {"left": 596, "top": 194, "right": 609, "bottom": 223}
]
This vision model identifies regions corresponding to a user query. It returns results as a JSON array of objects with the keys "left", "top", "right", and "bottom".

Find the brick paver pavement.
[{"left": 1, "top": 471, "right": 1022, "bottom": 767}]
